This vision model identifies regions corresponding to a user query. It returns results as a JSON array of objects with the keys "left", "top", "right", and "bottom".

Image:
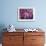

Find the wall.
[
  {"left": 0, "top": 0, "right": 46, "bottom": 28},
  {"left": 0, "top": 0, "right": 46, "bottom": 43},
  {"left": 0, "top": 0, "right": 46, "bottom": 29}
]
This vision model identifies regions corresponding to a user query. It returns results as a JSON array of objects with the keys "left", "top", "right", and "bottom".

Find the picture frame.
[{"left": 18, "top": 7, "right": 35, "bottom": 21}]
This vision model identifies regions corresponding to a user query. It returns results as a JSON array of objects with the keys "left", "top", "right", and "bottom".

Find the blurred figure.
[{"left": 20, "top": 9, "right": 33, "bottom": 19}]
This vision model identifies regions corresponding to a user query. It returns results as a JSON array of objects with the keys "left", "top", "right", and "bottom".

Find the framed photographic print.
[{"left": 18, "top": 7, "right": 35, "bottom": 21}]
